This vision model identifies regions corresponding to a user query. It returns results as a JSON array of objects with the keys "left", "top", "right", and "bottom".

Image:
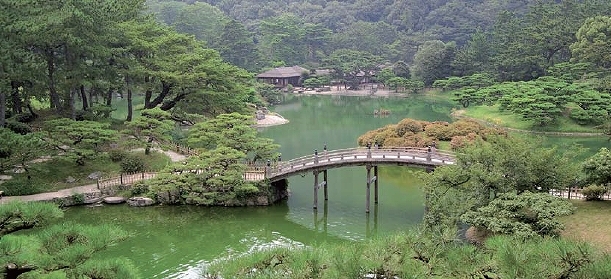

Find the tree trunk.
[
  {"left": 26, "top": 103, "right": 37, "bottom": 118},
  {"left": 80, "top": 84, "right": 88, "bottom": 111},
  {"left": 105, "top": 88, "right": 112, "bottom": 106},
  {"left": 10, "top": 81, "right": 23, "bottom": 114},
  {"left": 146, "top": 81, "right": 172, "bottom": 109},
  {"left": 88, "top": 86, "right": 94, "bottom": 108},
  {"left": 45, "top": 50, "right": 60, "bottom": 111},
  {"left": 103, "top": 88, "right": 113, "bottom": 118},
  {"left": 146, "top": 136, "right": 153, "bottom": 155},
  {"left": 68, "top": 88, "right": 76, "bottom": 120},
  {"left": 126, "top": 75, "right": 133, "bottom": 122},
  {"left": 159, "top": 92, "right": 186, "bottom": 111},
  {"left": 144, "top": 76, "right": 152, "bottom": 108},
  {"left": 0, "top": 89, "right": 5, "bottom": 127}
]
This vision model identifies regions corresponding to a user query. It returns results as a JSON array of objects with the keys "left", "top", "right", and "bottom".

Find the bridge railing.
[{"left": 267, "top": 147, "right": 456, "bottom": 178}]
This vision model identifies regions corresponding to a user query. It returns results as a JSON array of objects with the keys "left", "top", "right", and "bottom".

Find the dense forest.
[
  {"left": 147, "top": 0, "right": 611, "bottom": 80},
  {"left": 2, "top": 0, "right": 611, "bottom": 130},
  {"left": 0, "top": 0, "right": 259, "bottom": 130},
  {"left": 142, "top": 0, "right": 611, "bottom": 128}
]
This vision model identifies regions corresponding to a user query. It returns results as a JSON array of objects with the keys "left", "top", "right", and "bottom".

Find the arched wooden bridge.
[{"left": 244, "top": 147, "right": 455, "bottom": 212}]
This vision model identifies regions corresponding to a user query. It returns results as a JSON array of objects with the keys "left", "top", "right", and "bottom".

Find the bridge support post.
[
  {"left": 314, "top": 200, "right": 329, "bottom": 234},
  {"left": 313, "top": 170, "right": 319, "bottom": 210},
  {"left": 366, "top": 165, "right": 371, "bottom": 213},
  {"left": 374, "top": 166, "right": 379, "bottom": 204},
  {"left": 323, "top": 170, "right": 328, "bottom": 201}
]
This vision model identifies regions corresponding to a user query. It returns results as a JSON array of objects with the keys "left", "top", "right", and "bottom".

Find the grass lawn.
[
  {"left": 110, "top": 94, "right": 146, "bottom": 120},
  {"left": 71, "top": 94, "right": 146, "bottom": 121},
  {"left": 0, "top": 150, "right": 172, "bottom": 195},
  {"left": 431, "top": 90, "right": 602, "bottom": 133},
  {"left": 561, "top": 200, "right": 611, "bottom": 252},
  {"left": 461, "top": 105, "right": 600, "bottom": 133}
]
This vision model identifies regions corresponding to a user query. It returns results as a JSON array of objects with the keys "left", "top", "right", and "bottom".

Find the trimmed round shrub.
[
  {"left": 581, "top": 185, "right": 608, "bottom": 201},
  {"left": 357, "top": 125, "right": 397, "bottom": 146},
  {"left": 108, "top": 149, "right": 128, "bottom": 162},
  {"left": 424, "top": 122, "right": 451, "bottom": 140},
  {"left": 131, "top": 181, "right": 150, "bottom": 196},
  {"left": 120, "top": 155, "right": 145, "bottom": 173},
  {"left": 450, "top": 133, "right": 480, "bottom": 150},
  {"left": 6, "top": 120, "right": 32, "bottom": 135},
  {"left": 396, "top": 118, "right": 424, "bottom": 137},
  {"left": 11, "top": 113, "right": 36, "bottom": 123},
  {"left": 403, "top": 133, "right": 434, "bottom": 147}
]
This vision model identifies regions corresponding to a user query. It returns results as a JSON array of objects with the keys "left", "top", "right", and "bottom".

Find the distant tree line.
[{"left": 147, "top": 0, "right": 611, "bottom": 83}]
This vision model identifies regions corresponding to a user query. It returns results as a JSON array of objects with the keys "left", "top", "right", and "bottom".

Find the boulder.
[
  {"left": 88, "top": 171, "right": 103, "bottom": 180},
  {"left": 255, "top": 111, "right": 266, "bottom": 120},
  {"left": 256, "top": 196, "right": 269, "bottom": 206},
  {"left": 12, "top": 166, "right": 25, "bottom": 174},
  {"left": 103, "top": 196, "right": 126, "bottom": 204},
  {"left": 127, "top": 197, "right": 155, "bottom": 207},
  {"left": 83, "top": 198, "right": 102, "bottom": 204},
  {"left": 65, "top": 176, "right": 76, "bottom": 183}
]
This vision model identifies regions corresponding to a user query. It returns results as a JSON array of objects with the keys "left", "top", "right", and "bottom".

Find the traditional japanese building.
[{"left": 256, "top": 66, "right": 308, "bottom": 87}]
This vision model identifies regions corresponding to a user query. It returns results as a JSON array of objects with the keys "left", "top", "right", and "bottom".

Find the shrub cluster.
[
  {"left": 581, "top": 185, "right": 608, "bottom": 201},
  {"left": 1, "top": 180, "right": 42, "bottom": 196},
  {"left": 207, "top": 231, "right": 611, "bottom": 279},
  {"left": 120, "top": 155, "right": 145, "bottom": 173},
  {"left": 108, "top": 149, "right": 128, "bottom": 162},
  {"left": 357, "top": 118, "right": 505, "bottom": 149}
]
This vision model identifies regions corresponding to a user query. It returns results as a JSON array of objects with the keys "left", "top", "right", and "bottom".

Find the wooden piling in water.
[
  {"left": 374, "top": 166, "right": 379, "bottom": 204},
  {"left": 323, "top": 170, "right": 328, "bottom": 200},
  {"left": 366, "top": 165, "right": 371, "bottom": 213},
  {"left": 313, "top": 170, "right": 319, "bottom": 210}
]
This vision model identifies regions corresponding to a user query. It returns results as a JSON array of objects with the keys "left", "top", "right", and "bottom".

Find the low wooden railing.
[
  {"left": 264, "top": 147, "right": 455, "bottom": 180},
  {"left": 97, "top": 171, "right": 158, "bottom": 190},
  {"left": 168, "top": 143, "right": 199, "bottom": 156},
  {"left": 549, "top": 188, "right": 611, "bottom": 200}
]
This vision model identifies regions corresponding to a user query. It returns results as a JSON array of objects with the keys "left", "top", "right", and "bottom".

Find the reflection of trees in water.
[
  {"left": 65, "top": 201, "right": 351, "bottom": 277},
  {"left": 282, "top": 95, "right": 453, "bottom": 120}
]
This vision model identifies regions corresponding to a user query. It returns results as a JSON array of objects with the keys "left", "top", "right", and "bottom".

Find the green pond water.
[{"left": 61, "top": 94, "right": 610, "bottom": 278}]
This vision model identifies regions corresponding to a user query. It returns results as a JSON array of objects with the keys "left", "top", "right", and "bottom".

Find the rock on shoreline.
[{"left": 255, "top": 114, "right": 289, "bottom": 127}]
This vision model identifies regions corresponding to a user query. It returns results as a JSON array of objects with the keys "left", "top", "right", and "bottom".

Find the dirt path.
[{"left": 0, "top": 149, "right": 187, "bottom": 204}]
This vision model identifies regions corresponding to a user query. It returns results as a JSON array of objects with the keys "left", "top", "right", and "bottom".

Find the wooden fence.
[
  {"left": 96, "top": 168, "right": 268, "bottom": 191},
  {"left": 168, "top": 143, "right": 199, "bottom": 156},
  {"left": 97, "top": 172, "right": 158, "bottom": 190},
  {"left": 549, "top": 188, "right": 611, "bottom": 200}
]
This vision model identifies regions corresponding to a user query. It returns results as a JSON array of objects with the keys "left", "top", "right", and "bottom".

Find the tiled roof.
[{"left": 256, "top": 66, "right": 308, "bottom": 78}]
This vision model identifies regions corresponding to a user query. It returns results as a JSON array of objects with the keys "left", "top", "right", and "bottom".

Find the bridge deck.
[{"left": 244, "top": 147, "right": 455, "bottom": 182}]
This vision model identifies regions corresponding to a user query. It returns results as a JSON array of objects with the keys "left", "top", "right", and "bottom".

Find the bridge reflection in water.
[
  {"left": 312, "top": 200, "right": 380, "bottom": 238},
  {"left": 246, "top": 147, "right": 455, "bottom": 213}
]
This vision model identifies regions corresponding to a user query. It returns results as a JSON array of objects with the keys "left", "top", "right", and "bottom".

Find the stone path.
[{"left": 0, "top": 148, "right": 187, "bottom": 204}]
